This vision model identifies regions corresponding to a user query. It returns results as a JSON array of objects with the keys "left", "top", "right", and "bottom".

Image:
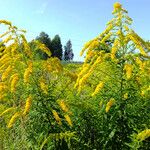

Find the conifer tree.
[
  {"left": 64, "top": 40, "right": 74, "bottom": 61},
  {"left": 51, "top": 35, "right": 63, "bottom": 60}
]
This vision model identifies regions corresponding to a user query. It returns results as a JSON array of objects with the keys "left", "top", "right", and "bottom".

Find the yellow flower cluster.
[
  {"left": 100, "top": 24, "right": 113, "bottom": 36},
  {"left": 0, "top": 20, "right": 12, "bottom": 26},
  {"left": 0, "top": 107, "right": 15, "bottom": 117},
  {"left": 23, "top": 95, "right": 32, "bottom": 116},
  {"left": 0, "top": 82, "right": 7, "bottom": 92},
  {"left": 80, "top": 40, "right": 94, "bottom": 56},
  {"left": 124, "top": 64, "right": 132, "bottom": 79},
  {"left": 2, "top": 35, "right": 12, "bottom": 44},
  {"left": 58, "top": 100, "right": 68, "bottom": 113},
  {"left": 105, "top": 98, "right": 115, "bottom": 113},
  {"left": 91, "top": 81, "right": 104, "bottom": 96},
  {"left": 74, "top": 64, "right": 89, "bottom": 88},
  {"left": 85, "top": 55, "right": 102, "bottom": 78},
  {"left": 111, "top": 39, "right": 119, "bottom": 60},
  {"left": 43, "top": 61, "right": 52, "bottom": 72},
  {"left": 113, "top": 2, "right": 122, "bottom": 10},
  {"left": 36, "top": 41, "right": 51, "bottom": 57},
  {"left": 84, "top": 51, "right": 97, "bottom": 63},
  {"left": 24, "top": 62, "right": 33, "bottom": 83},
  {"left": 7, "top": 112, "right": 20, "bottom": 128},
  {"left": 52, "top": 110, "right": 62, "bottom": 125},
  {"left": 52, "top": 58, "right": 63, "bottom": 73},
  {"left": 0, "top": 54, "right": 10, "bottom": 68},
  {"left": 10, "top": 73, "right": 19, "bottom": 93},
  {"left": 124, "top": 25, "right": 129, "bottom": 31},
  {"left": 1, "top": 65, "right": 12, "bottom": 81},
  {"left": 129, "top": 34, "right": 147, "bottom": 56},
  {"left": 101, "top": 32, "right": 112, "bottom": 44},
  {"left": 64, "top": 114, "right": 72, "bottom": 127},
  {"left": 40, "top": 80, "right": 48, "bottom": 94},
  {"left": 135, "top": 57, "right": 145, "bottom": 71},
  {"left": 137, "top": 129, "right": 150, "bottom": 141},
  {"left": 88, "top": 40, "right": 99, "bottom": 50},
  {"left": 78, "top": 72, "right": 90, "bottom": 87},
  {"left": 75, "top": 53, "right": 103, "bottom": 94}
]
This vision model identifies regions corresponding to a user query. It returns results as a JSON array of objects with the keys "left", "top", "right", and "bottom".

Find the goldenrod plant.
[
  {"left": 74, "top": 2, "right": 150, "bottom": 149},
  {"left": 0, "top": 2, "right": 150, "bottom": 150},
  {"left": 0, "top": 20, "right": 76, "bottom": 149}
]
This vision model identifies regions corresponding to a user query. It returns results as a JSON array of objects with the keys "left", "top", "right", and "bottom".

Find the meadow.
[{"left": 0, "top": 2, "right": 150, "bottom": 150}]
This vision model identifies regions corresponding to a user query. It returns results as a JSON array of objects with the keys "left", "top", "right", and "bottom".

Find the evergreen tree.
[
  {"left": 36, "top": 32, "right": 51, "bottom": 59},
  {"left": 51, "top": 35, "right": 63, "bottom": 60},
  {"left": 64, "top": 40, "right": 74, "bottom": 61}
]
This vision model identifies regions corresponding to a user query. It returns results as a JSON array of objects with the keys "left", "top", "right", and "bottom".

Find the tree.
[
  {"left": 36, "top": 32, "right": 52, "bottom": 59},
  {"left": 51, "top": 35, "right": 63, "bottom": 60},
  {"left": 64, "top": 40, "right": 74, "bottom": 61}
]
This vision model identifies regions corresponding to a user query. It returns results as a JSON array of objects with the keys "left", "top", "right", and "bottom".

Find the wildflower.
[
  {"left": 52, "top": 110, "right": 62, "bottom": 125},
  {"left": 139, "top": 46, "right": 147, "bottom": 56},
  {"left": 23, "top": 95, "right": 32, "bottom": 116},
  {"left": 92, "top": 82, "right": 104, "bottom": 96},
  {"left": 58, "top": 100, "right": 69, "bottom": 112},
  {"left": 24, "top": 62, "right": 33, "bottom": 83},
  {"left": 124, "top": 64, "right": 132, "bottom": 79},
  {"left": 137, "top": 129, "right": 150, "bottom": 141},
  {"left": 40, "top": 80, "right": 48, "bottom": 94},
  {"left": 79, "top": 72, "right": 90, "bottom": 87},
  {"left": 80, "top": 40, "right": 93, "bottom": 56},
  {"left": 111, "top": 39, "right": 119, "bottom": 59},
  {"left": 3, "top": 35, "right": 12, "bottom": 43},
  {"left": 0, "top": 107, "right": 15, "bottom": 117},
  {"left": 10, "top": 73, "right": 19, "bottom": 93},
  {"left": 39, "top": 43, "right": 51, "bottom": 57},
  {"left": 113, "top": 2, "right": 122, "bottom": 10},
  {"left": 23, "top": 42, "right": 32, "bottom": 57},
  {"left": 101, "top": 32, "right": 112, "bottom": 44},
  {"left": 0, "top": 31, "right": 10, "bottom": 38},
  {"left": 7, "top": 112, "right": 20, "bottom": 128},
  {"left": 111, "top": 47, "right": 117, "bottom": 59},
  {"left": 124, "top": 25, "right": 129, "bottom": 31},
  {"left": 92, "top": 57, "right": 102, "bottom": 69},
  {"left": 106, "top": 98, "right": 115, "bottom": 113},
  {"left": 0, "top": 20, "right": 12, "bottom": 26},
  {"left": 89, "top": 40, "right": 99, "bottom": 50},
  {"left": 0, "top": 82, "right": 7, "bottom": 92},
  {"left": 64, "top": 114, "right": 72, "bottom": 127},
  {"left": 2, "top": 65, "right": 12, "bottom": 81}
]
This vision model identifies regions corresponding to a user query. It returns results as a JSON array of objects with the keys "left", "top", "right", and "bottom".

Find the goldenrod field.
[{"left": 0, "top": 3, "right": 150, "bottom": 150}]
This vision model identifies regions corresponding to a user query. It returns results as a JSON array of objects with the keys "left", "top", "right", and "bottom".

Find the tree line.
[{"left": 33, "top": 32, "right": 74, "bottom": 61}]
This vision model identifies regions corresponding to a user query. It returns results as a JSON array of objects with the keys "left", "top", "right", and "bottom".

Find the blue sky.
[{"left": 0, "top": 0, "right": 150, "bottom": 61}]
